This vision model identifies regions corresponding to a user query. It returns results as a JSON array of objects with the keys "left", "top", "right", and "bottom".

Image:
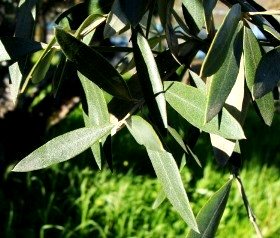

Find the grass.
[{"left": 0, "top": 106, "right": 279, "bottom": 237}]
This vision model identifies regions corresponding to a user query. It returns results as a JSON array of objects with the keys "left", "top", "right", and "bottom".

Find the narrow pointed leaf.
[
  {"left": 104, "top": 0, "right": 129, "bottom": 38},
  {"left": 164, "top": 81, "right": 245, "bottom": 139},
  {"left": 187, "top": 179, "right": 232, "bottom": 238},
  {"left": 201, "top": 4, "right": 242, "bottom": 77},
  {"left": 182, "top": 0, "right": 205, "bottom": 32},
  {"left": 55, "top": 28, "right": 131, "bottom": 101},
  {"left": 78, "top": 72, "right": 110, "bottom": 125},
  {"left": 0, "top": 37, "right": 44, "bottom": 62},
  {"left": 83, "top": 113, "right": 102, "bottom": 169},
  {"left": 167, "top": 126, "right": 188, "bottom": 152},
  {"left": 126, "top": 116, "right": 198, "bottom": 231},
  {"left": 243, "top": 26, "right": 274, "bottom": 126},
  {"left": 9, "top": 62, "right": 22, "bottom": 104},
  {"left": 147, "top": 149, "right": 198, "bottom": 232},
  {"left": 8, "top": 0, "right": 37, "bottom": 103},
  {"left": 119, "top": 0, "right": 150, "bottom": 27},
  {"left": 15, "top": 0, "right": 37, "bottom": 39},
  {"left": 253, "top": 46, "right": 280, "bottom": 99},
  {"left": 205, "top": 22, "right": 243, "bottom": 122},
  {"left": 21, "top": 37, "right": 57, "bottom": 92},
  {"left": 262, "top": 24, "right": 280, "bottom": 41},
  {"left": 126, "top": 116, "right": 164, "bottom": 151},
  {"left": 132, "top": 28, "right": 168, "bottom": 130},
  {"left": 31, "top": 48, "right": 56, "bottom": 83},
  {"left": 203, "top": 0, "right": 218, "bottom": 33},
  {"left": 12, "top": 124, "right": 113, "bottom": 172}
]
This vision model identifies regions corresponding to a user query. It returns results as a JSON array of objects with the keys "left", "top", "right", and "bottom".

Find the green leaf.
[
  {"left": 88, "top": 0, "right": 114, "bottom": 15},
  {"left": 55, "top": 28, "right": 131, "bottom": 101},
  {"left": 152, "top": 154, "right": 187, "bottom": 209},
  {"left": 262, "top": 24, "right": 280, "bottom": 41},
  {"left": 132, "top": 28, "right": 168, "bottom": 130},
  {"left": 200, "top": 4, "right": 242, "bottom": 77},
  {"left": 15, "top": 0, "right": 37, "bottom": 39},
  {"left": 126, "top": 116, "right": 198, "bottom": 231},
  {"left": 21, "top": 37, "right": 56, "bottom": 92},
  {"left": 31, "top": 48, "right": 56, "bottom": 83},
  {"left": 8, "top": 62, "right": 22, "bottom": 104},
  {"left": 203, "top": 0, "right": 218, "bottom": 33},
  {"left": 8, "top": 0, "right": 37, "bottom": 103},
  {"left": 79, "top": 72, "right": 110, "bottom": 169},
  {"left": 119, "top": 0, "right": 150, "bottom": 27},
  {"left": 0, "top": 37, "right": 44, "bottom": 62},
  {"left": 126, "top": 116, "right": 164, "bottom": 151},
  {"left": 164, "top": 81, "right": 245, "bottom": 140},
  {"left": 147, "top": 149, "right": 198, "bottom": 232},
  {"left": 253, "top": 46, "right": 280, "bottom": 99},
  {"left": 187, "top": 179, "right": 232, "bottom": 238},
  {"left": 243, "top": 26, "right": 274, "bottom": 126},
  {"left": 205, "top": 22, "right": 243, "bottom": 122},
  {"left": 103, "top": 0, "right": 129, "bottom": 38},
  {"left": 157, "top": 0, "right": 168, "bottom": 27},
  {"left": 75, "top": 14, "right": 106, "bottom": 39},
  {"left": 78, "top": 72, "right": 110, "bottom": 125},
  {"left": 182, "top": 0, "right": 205, "bottom": 33},
  {"left": 12, "top": 124, "right": 113, "bottom": 172}
]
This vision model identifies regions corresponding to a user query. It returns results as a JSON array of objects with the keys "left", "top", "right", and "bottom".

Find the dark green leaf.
[
  {"left": 15, "top": 0, "right": 37, "bottom": 39},
  {"left": 104, "top": 0, "right": 129, "bottom": 38},
  {"left": 164, "top": 81, "right": 245, "bottom": 139},
  {"left": 119, "top": 0, "right": 150, "bottom": 27},
  {"left": 253, "top": 46, "right": 280, "bottom": 99},
  {"left": 203, "top": 0, "right": 218, "bottom": 33},
  {"left": 12, "top": 124, "right": 113, "bottom": 172},
  {"left": 0, "top": 37, "right": 44, "bottom": 62},
  {"left": 205, "top": 22, "right": 243, "bottom": 122},
  {"left": 157, "top": 0, "right": 168, "bottom": 27},
  {"left": 182, "top": 0, "right": 205, "bottom": 33},
  {"left": 201, "top": 4, "right": 242, "bottom": 77},
  {"left": 132, "top": 28, "right": 168, "bottom": 130},
  {"left": 88, "top": 0, "right": 114, "bottom": 15},
  {"left": 243, "top": 26, "right": 274, "bottom": 126},
  {"left": 187, "top": 179, "right": 232, "bottom": 238},
  {"left": 55, "top": 28, "right": 131, "bottom": 101}
]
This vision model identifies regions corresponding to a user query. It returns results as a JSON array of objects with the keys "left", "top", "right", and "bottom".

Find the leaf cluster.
[{"left": 1, "top": 0, "right": 279, "bottom": 236}]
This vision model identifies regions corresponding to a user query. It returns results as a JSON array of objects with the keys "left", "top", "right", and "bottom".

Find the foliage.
[{"left": 1, "top": 0, "right": 280, "bottom": 236}]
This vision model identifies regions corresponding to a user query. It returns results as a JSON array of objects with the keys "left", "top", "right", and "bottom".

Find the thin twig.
[{"left": 235, "top": 175, "right": 263, "bottom": 238}]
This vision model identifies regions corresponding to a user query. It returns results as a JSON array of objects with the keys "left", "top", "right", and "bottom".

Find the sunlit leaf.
[
  {"left": 147, "top": 149, "right": 198, "bottom": 232},
  {"left": 205, "top": 22, "right": 243, "bottom": 122},
  {"left": 243, "top": 26, "right": 274, "bottom": 126},
  {"left": 253, "top": 46, "right": 280, "bottom": 99},
  {"left": 119, "top": 0, "right": 150, "bottom": 27},
  {"left": 12, "top": 124, "right": 113, "bottom": 172},
  {"left": 104, "top": 0, "right": 129, "bottom": 38},
  {"left": 126, "top": 116, "right": 198, "bottom": 232},
  {"left": 187, "top": 179, "right": 232, "bottom": 237},
  {"left": 0, "top": 37, "right": 44, "bottom": 62},
  {"left": 126, "top": 116, "right": 164, "bottom": 151},
  {"left": 200, "top": 4, "right": 242, "bottom": 77},
  {"left": 182, "top": 0, "right": 205, "bottom": 33},
  {"left": 164, "top": 81, "right": 245, "bottom": 140},
  {"left": 132, "top": 28, "right": 168, "bottom": 130},
  {"left": 55, "top": 28, "right": 131, "bottom": 101}
]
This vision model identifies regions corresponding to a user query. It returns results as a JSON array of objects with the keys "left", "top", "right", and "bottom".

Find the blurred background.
[{"left": 0, "top": 0, "right": 280, "bottom": 237}]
